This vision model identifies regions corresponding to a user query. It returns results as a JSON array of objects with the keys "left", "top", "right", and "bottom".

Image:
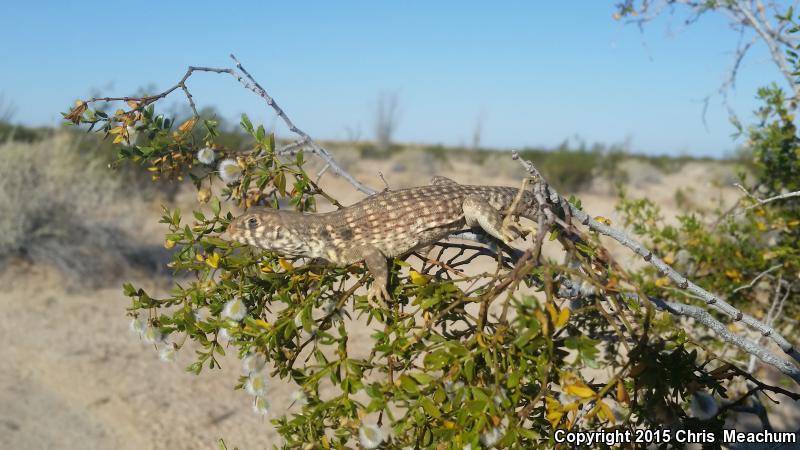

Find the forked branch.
[{"left": 512, "top": 152, "right": 800, "bottom": 383}]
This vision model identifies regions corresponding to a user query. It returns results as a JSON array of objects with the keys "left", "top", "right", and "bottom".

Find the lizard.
[{"left": 221, "top": 176, "right": 542, "bottom": 308}]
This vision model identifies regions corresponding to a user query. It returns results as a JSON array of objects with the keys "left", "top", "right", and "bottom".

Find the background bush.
[{"left": 0, "top": 132, "right": 165, "bottom": 285}]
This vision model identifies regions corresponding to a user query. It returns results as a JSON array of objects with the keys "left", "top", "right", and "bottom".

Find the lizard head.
[
  {"left": 223, "top": 211, "right": 270, "bottom": 246},
  {"left": 221, "top": 209, "right": 309, "bottom": 256}
]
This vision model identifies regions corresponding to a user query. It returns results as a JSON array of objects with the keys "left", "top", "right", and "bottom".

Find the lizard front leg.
[
  {"left": 364, "top": 246, "right": 391, "bottom": 309},
  {"left": 344, "top": 245, "right": 391, "bottom": 310},
  {"left": 463, "top": 194, "right": 521, "bottom": 244}
]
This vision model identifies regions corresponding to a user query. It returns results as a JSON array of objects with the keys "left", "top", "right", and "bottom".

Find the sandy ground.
[
  {"left": 0, "top": 266, "right": 287, "bottom": 449},
  {"left": 2, "top": 150, "right": 798, "bottom": 449}
]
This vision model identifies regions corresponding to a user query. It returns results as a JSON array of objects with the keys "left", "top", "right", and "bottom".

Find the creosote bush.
[
  {"left": 61, "top": 93, "right": 797, "bottom": 450},
  {"left": 62, "top": 36, "right": 800, "bottom": 446}
]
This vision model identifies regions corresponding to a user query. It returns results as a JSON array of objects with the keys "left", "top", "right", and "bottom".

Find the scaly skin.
[{"left": 222, "top": 176, "right": 540, "bottom": 308}]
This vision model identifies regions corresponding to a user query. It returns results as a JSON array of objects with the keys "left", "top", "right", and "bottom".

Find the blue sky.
[{"left": 0, "top": 1, "right": 787, "bottom": 156}]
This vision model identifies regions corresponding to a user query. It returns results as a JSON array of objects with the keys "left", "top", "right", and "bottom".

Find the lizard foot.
[
  {"left": 500, "top": 220, "right": 523, "bottom": 243},
  {"left": 366, "top": 283, "right": 390, "bottom": 310}
]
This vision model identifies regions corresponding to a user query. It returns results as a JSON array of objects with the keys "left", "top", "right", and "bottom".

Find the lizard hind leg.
[
  {"left": 360, "top": 246, "right": 391, "bottom": 309},
  {"left": 463, "top": 194, "right": 521, "bottom": 244}
]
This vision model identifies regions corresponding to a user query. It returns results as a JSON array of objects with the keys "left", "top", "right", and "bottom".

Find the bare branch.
[
  {"left": 275, "top": 139, "right": 309, "bottom": 155},
  {"left": 652, "top": 297, "right": 800, "bottom": 383},
  {"left": 732, "top": 264, "right": 782, "bottom": 294},
  {"left": 228, "top": 55, "right": 377, "bottom": 195},
  {"left": 80, "top": 57, "right": 378, "bottom": 196},
  {"left": 512, "top": 151, "right": 800, "bottom": 368},
  {"left": 558, "top": 277, "right": 800, "bottom": 384},
  {"left": 621, "top": 0, "right": 800, "bottom": 111},
  {"left": 745, "top": 190, "right": 800, "bottom": 210},
  {"left": 732, "top": 1, "right": 800, "bottom": 98}
]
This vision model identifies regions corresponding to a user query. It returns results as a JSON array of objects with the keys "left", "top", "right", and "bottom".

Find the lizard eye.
[{"left": 246, "top": 217, "right": 259, "bottom": 228}]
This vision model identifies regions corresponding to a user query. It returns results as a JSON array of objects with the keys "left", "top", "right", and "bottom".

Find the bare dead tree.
[
  {"left": 374, "top": 90, "right": 400, "bottom": 151},
  {"left": 0, "top": 93, "right": 17, "bottom": 123},
  {"left": 344, "top": 124, "right": 362, "bottom": 143},
  {"left": 471, "top": 110, "right": 485, "bottom": 150}
]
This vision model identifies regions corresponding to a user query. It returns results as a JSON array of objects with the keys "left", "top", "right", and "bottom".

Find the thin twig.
[
  {"left": 512, "top": 151, "right": 800, "bottom": 368},
  {"left": 557, "top": 277, "right": 800, "bottom": 384},
  {"left": 734, "top": 183, "right": 800, "bottom": 211},
  {"left": 733, "top": 264, "right": 782, "bottom": 294},
  {"left": 228, "top": 54, "right": 377, "bottom": 195},
  {"left": 81, "top": 58, "right": 376, "bottom": 196}
]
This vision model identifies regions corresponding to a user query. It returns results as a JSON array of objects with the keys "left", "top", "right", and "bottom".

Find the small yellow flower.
[
  {"left": 278, "top": 258, "right": 294, "bottom": 272},
  {"left": 762, "top": 251, "right": 778, "bottom": 260},
  {"left": 725, "top": 269, "right": 742, "bottom": 283},
  {"left": 594, "top": 216, "right": 612, "bottom": 225},
  {"left": 177, "top": 117, "right": 197, "bottom": 134},
  {"left": 197, "top": 187, "right": 212, "bottom": 204},
  {"left": 206, "top": 253, "right": 220, "bottom": 269},
  {"left": 563, "top": 381, "right": 595, "bottom": 399},
  {"left": 143, "top": 326, "right": 164, "bottom": 344},
  {"left": 409, "top": 270, "right": 429, "bottom": 286}
]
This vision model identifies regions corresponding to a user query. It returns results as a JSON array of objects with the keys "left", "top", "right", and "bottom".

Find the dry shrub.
[{"left": 0, "top": 133, "right": 166, "bottom": 285}]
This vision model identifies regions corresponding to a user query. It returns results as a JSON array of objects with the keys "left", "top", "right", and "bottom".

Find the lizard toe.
[{"left": 367, "top": 285, "right": 389, "bottom": 310}]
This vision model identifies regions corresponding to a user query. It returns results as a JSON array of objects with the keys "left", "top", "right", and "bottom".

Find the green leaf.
[
  {"left": 419, "top": 397, "right": 441, "bottom": 418},
  {"left": 122, "top": 282, "right": 136, "bottom": 296},
  {"left": 410, "top": 372, "right": 434, "bottom": 385},
  {"left": 508, "top": 371, "right": 521, "bottom": 388},
  {"left": 423, "top": 350, "right": 450, "bottom": 370},
  {"left": 465, "top": 399, "right": 488, "bottom": 413},
  {"left": 240, "top": 114, "right": 254, "bottom": 134},
  {"left": 514, "top": 329, "right": 538, "bottom": 347},
  {"left": 274, "top": 172, "right": 286, "bottom": 196},
  {"left": 420, "top": 295, "right": 441, "bottom": 309},
  {"left": 256, "top": 124, "right": 265, "bottom": 142},
  {"left": 464, "top": 358, "right": 475, "bottom": 383},
  {"left": 399, "top": 374, "right": 419, "bottom": 394}
]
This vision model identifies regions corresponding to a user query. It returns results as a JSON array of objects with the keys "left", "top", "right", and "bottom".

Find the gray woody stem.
[
  {"left": 227, "top": 54, "right": 377, "bottom": 196},
  {"left": 85, "top": 59, "right": 377, "bottom": 196},
  {"left": 512, "top": 151, "right": 800, "bottom": 368},
  {"left": 559, "top": 279, "right": 800, "bottom": 384}
]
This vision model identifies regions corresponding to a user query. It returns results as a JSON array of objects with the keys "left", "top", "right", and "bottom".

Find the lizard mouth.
[{"left": 219, "top": 225, "right": 236, "bottom": 242}]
